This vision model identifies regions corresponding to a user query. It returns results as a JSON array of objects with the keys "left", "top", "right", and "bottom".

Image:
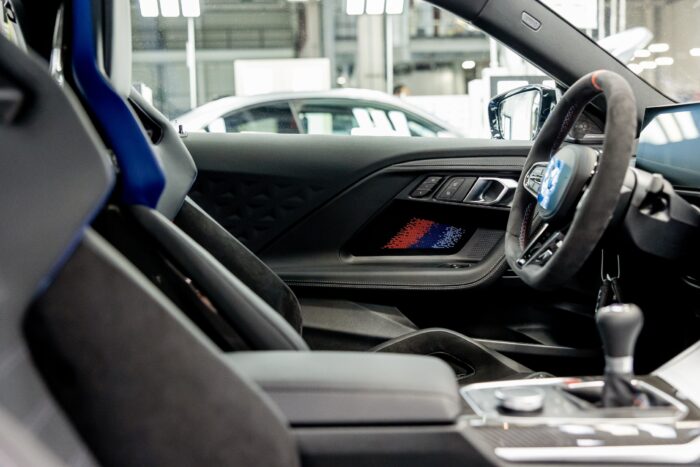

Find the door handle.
[{"left": 464, "top": 177, "right": 518, "bottom": 206}]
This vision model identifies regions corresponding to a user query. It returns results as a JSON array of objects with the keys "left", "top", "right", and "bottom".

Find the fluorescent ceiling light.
[
  {"left": 639, "top": 60, "right": 657, "bottom": 70},
  {"left": 627, "top": 63, "right": 643, "bottom": 74},
  {"left": 385, "top": 0, "right": 404, "bottom": 15},
  {"left": 634, "top": 49, "right": 651, "bottom": 58},
  {"left": 346, "top": 0, "right": 364, "bottom": 15},
  {"left": 690, "top": 48, "right": 700, "bottom": 57},
  {"left": 648, "top": 43, "right": 669, "bottom": 53},
  {"left": 181, "top": 0, "right": 200, "bottom": 17},
  {"left": 159, "top": 0, "right": 180, "bottom": 17},
  {"left": 365, "top": 0, "right": 385, "bottom": 15},
  {"left": 461, "top": 60, "right": 476, "bottom": 70},
  {"left": 655, "top": 56, "right": 674, "bottom": 66},
  {"left": 139, "top": 0, "right": 159, "bottom": 17}
]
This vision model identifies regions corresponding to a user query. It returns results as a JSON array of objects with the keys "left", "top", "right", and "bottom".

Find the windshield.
[{"left": 541, "top": 0, "right": 700, "bottom": 102}]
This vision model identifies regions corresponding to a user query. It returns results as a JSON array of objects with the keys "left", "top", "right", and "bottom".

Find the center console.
[
  {"left": 228, "top": 303, "right": 700, "bottom": 466},
  {"left": 461, "top": 377, "right": 697, "bottom": 463},
  {"left": 460, "top": 304, "right": 700, "bottom": 465}
]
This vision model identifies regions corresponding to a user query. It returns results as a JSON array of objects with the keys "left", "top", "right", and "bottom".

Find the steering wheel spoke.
[
  {"left": 516, "top": 223, "right": 566, "bottom": 269},
  {"left": 523, "top": 161, "right": 549, "bottom": 197}
]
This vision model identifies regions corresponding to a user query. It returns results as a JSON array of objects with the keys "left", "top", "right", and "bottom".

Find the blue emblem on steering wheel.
[{"left": 538, "top": 158, "right": 563, "bottom": 211}]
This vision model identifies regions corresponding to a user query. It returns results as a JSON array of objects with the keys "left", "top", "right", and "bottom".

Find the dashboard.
[{"left": 637, "top": 102, "right": 700, "bottom": 190}]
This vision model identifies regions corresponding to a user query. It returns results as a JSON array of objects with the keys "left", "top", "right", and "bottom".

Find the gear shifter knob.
[{"left": 596, "top": 303, "right": 643, "bottom": 375}]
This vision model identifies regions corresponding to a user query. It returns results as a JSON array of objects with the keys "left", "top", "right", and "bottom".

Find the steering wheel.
[{"left": 505, "top": 70, "right": 637, "bottom": 289}]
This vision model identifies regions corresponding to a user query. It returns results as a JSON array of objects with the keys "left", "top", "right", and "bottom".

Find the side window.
[
  {"left": 406, "top": 119, "right": 440, "bottom": 138},
  {"left": 216, "top": 103, "right": 299, "bottom": 134},
  {"left": 295, "top": 100, "right": 358, "bottom": 135},
  {"left": 296, "top": 99, "right": 446, "bottom": 137},
  {"left": 131, "top": 0, "right": 554, "bottom": 140}
]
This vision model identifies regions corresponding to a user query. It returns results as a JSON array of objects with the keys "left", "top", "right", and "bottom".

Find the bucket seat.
[{"left": 0, "top": 8, "right": 300, "bottom": 465}]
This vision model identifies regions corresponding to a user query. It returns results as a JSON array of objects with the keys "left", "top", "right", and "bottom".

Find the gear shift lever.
[{"left": 596, "top": 303, "right": 644, "bottom": 407}]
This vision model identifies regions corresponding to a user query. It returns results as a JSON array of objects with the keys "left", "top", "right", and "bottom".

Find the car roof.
[{"left": 175, "top": 88, "right": 463, "bottom": 136}]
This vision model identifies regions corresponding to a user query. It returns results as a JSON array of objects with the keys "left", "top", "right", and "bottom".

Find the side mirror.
[{"left": 488, "top": 85, "right": 558, "bottom": 141}]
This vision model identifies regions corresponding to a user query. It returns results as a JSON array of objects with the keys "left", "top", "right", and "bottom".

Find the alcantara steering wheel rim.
[{"left": 505, "top": 70, "right": 638, "bottom": 290}]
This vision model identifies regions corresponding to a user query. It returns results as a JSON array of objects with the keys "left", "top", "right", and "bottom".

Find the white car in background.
[{"left": 175, "top": 88, "right": 463, "bottom": 138}]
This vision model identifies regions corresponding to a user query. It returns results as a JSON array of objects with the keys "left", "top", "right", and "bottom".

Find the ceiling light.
[
  {"left": 139, "top": 0, "right": 159, "bottom": 17},
  {"left": 634, "top": 49, "right": 651, "bottom": 58},
  {"left": 648, "top": 43, "right": 670, "bottom": 53},
  {"left": 655, "top": 56, "right": 674, "bottom": 66},
  {"left": 365, "top": 0, "right": 385, "bottom": 15},
  {"left": 690, "top": 48, "right": 700, "bottom": 57},
  {"left": 385, "top": 0, "right": 404, "bottom": 14},
  {"left": 639, "top": 60, "right": 657, "bottom": 70},
  {"left": 627, "top": 63, "right": 643, "bottom": 74},
  {"left": 159, "top": 0, "right": 180, "bottom": 17},
  {"left": 461, "top": 60, "right": 476, "bottom": 70},
  {"left": 346, "top": 0, "right": 364, "bottom": 15},
  {"left": 181, "top": 0, "right": 200, "bottom": 17}
]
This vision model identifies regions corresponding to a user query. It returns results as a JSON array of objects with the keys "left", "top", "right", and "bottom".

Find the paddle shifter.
[{"left": 596, "top": 303, "right": 645, "bottom": 407}]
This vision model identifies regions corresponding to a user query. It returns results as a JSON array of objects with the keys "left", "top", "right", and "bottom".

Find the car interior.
[{"left": 2, "top": 0, "right": 700, "bottom": 465}]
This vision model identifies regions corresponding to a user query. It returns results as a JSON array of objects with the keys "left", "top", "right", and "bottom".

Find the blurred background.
[{"left": 131, "top": 0, "right": 700, "bottom": 138}]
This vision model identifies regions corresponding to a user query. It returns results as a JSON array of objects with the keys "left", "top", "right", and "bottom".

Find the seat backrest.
[
  {"left": 0, "top": 4, "right": 113, "bottom": 463},
  {"left": 1, "top": 1, "right": 302, "bottom": 464},
  {"left": 128, "top": 89, "right": 304, "bottom": 334},
  {"left": 62, "top": 0, "right": 307, "bottom": 351},
  {"left": 28, "top": 228, "right": 302, "bottom": 467},
  {"left": 176, "top": 197, "right": 304, "bottom": 333}
]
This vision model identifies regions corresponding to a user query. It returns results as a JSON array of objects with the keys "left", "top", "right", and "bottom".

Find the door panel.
[
  {"left": 185, "top": 132, "right": 530, "bottom": 258},
  {"left": 185, "top": 132, "right": 601, "bottom": 373}
]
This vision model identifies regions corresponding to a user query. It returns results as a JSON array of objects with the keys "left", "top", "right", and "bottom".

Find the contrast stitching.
[{"left": 519, "top": 202, "right": 535, "bottom": 250}]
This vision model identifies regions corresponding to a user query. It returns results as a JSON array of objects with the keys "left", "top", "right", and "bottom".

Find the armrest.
[{"left": 226, "top": 351, "right": 460, "bottom": 425}]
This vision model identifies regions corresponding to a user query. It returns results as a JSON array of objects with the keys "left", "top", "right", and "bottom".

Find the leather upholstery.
[{"left": 228, "top": 351, "right": 462, "bottom": 425}]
